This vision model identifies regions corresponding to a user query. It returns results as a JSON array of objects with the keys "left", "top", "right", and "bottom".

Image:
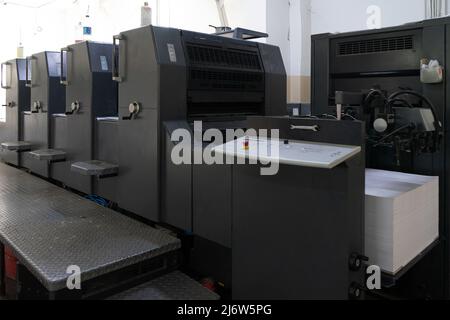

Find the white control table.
[{"left": 213, "top": 137, "right": 362, "bottom": 169}]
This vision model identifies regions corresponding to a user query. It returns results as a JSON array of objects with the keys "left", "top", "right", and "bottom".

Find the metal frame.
[
  {"left": 0, "top": 242, "right": 4, "bottom": 297},
  {"left": 15, "top": 251, "right": 179, "bottom": 300}
]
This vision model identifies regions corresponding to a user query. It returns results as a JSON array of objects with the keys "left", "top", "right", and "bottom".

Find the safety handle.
[
  {"left": 25, "top": 56, "right": 33, "bottom": 88},
  {"left": 1, "top": 62, "right": 11, "bottom": 89},
  {"left": 60, "top": 47, "right": 70, "bottom": 85},
  {"left": 112, "top": 34, "right": 124, "bottom": 82},
  {"left": 2, "top": 102, "right": 15, "bottom": 108}
]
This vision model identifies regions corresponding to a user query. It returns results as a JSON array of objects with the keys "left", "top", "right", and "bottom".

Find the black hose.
[
  {"left": 388, "top": 90, "right": 442, "bottom": 130},
  {"left": 363, "top": 89, "right": 388, "bottom": 111},
  {"left": 387, "top": 98, "right": 415, "bottom": 110},
  {"left": 372, "top": 123, "right": 415, "bottom": 148}
]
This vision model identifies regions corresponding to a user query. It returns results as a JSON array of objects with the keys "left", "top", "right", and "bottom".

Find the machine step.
[
  {"left": 71, "top": 160, "right": 119, "bottom": 178},
  {"left": 1, "top": 141, "right": 32, "bottom": 152},
  {"left": 29, "top": 149, "right": 67, "bottom": 162},
  {"left": 107, "top": 271, "right": 220, "bottom": 300}
]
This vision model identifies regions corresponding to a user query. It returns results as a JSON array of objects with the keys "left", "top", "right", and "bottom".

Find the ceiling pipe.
[{"left": 215, "top": 0, "right": 229, "bottom": 27}]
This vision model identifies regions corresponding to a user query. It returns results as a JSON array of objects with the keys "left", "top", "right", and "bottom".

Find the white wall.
[
  {"left": 267, "top": 0, "right": 290, "bottom": 71},
  {"left": 226, "top": 0, "right": 267, "bottom": 32},
  {"left": 311, "top": 0, "right": 426, "bottom": 34},
  {"left": 1, "top": 0, "right": 436, "bottom": 114}
]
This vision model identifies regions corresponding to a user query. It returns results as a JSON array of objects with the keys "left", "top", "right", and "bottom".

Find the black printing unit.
[
  {"left": 311, "top": 17, "right": 450, "bottom": 299},
  {"left": 48, "top": 42, "right": 118, "bottom": 195},
  {"left": 0, "top": 59, "right": 30, "bottom": 166},
  {"left": 109, "top": 25, "right": 287, "bottom": 226},
  {"left": 21, "top": 52, "right": 66, "bottom": 178}
]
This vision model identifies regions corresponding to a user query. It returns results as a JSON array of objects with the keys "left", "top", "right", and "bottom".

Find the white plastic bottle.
[{"left": 141, "top": 2, "right": 152, "bottom": 26}]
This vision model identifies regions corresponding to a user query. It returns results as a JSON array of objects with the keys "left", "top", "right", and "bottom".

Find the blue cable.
[{"left": 85, "top": 195, "right": 109, "bottom": 207}]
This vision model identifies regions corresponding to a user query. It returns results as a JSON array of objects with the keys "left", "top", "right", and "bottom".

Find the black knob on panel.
[
  {"left": 349, "top": 282, "right": 363, "bottom": 300},
  {"left": 349, "top": 252, "right": 369, "bottom": 271},
  {"left": 123, "top": 102, "right": 141, "bottom": 120},
  {"left": 66, "top": 101, "right": 80, "bottom": 115}
]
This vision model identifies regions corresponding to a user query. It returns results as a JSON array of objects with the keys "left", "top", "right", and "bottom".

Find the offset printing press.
[
  {"left": 213, "top": 116, "right": 366, "bottom": 299},
  {"left": 0, "top": 59, "right": 30, "bottom": 166},
  {"left": 311, "top": 18, "right": 445, "bottom": 299}
]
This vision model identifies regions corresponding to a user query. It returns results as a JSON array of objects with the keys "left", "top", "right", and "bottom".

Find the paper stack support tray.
[
  {"left": 1, "top": 141, "right": 32, "bottom": 152},
  {"left": 71, "top": 160, "right": 119, "bottom": 177},
  {"left": 29, "top": 149, "right": 67, "bottom": 162}
]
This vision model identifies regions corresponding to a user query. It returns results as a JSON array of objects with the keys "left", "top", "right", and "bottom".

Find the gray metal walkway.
[{"left": 0, "top": 163, "right": 180, "bottom": 292}]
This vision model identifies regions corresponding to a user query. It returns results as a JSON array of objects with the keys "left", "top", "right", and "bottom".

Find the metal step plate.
[
  {"left": 29, "top": 149, "right": 67, "bottom": 161},
  {"left": 1, "top": 142, "right": 32, "bottom": 152},
  {"left": 107, "top": 272, "right": 220, "bottom": 300},
  {"left": 71, "top": 160, "right": 119, "bottom": 177},
  {"left": 0, "top": 163, "right": 180, "bottom": 292}
]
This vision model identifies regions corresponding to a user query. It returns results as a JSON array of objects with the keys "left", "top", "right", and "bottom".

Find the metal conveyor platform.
[
  {"left": 0, "top": 162, "right": 181, "bottom": 299},
  {"left": 107, "top": 271, "right": 220, "bottom": 300}
]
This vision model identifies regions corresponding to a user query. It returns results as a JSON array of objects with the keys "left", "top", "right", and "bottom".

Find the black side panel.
[
  {"left": 155, "top": 27, "right": 187, "bottom": 121},
  {"left": 117, "top": 26, "right": 187, "bottom": 222},
  {"left": 0, "top": 59, "right": 30, "bottom": 166},
  {"left": 94, "top": 120, "right": 118, "bottom": 202},
  {"left": 1, "top": 60, "right": 20, "bottom": 166},
  {"left": 118, "top": 108, "right": 159, "bottom": 219},
  {"left": 232, "top": 164, "right": 355, "bottom": 299},
  {"left": 232, "top": 117, "right": 365, "bottom": 299},
  {"left": 404, "top": 24, "right": 447, "bottom": 300},
  {"left": 193, "top": 164, "right": 232, "bottom": 248},
  {"left": 48, "top": 80, "right": 66, "bottom": 116},
  {"left": 64, "top": 42, "right": 93, "bottom": 194},
  {"left": 23, "top": 113, "right": 48, "bottom": 177},
  {"left": 62, "top": 42, "right": 116, "bottom": 195},
  {"left": 311, "top": 36, "right": 330, "bottom": 115},
  {"left": 91, "top": 73, "right": 117, "bottom": 118},
  {"left": 162, "top": 121, "right": 192, "bottom": 231},
  {"left": 257, "top": 43, "right": 287, "bottom": 116},
  {"left": 50, "top": 116, "right": 68, "bottom": 183},
  {"left": 445, "top": 23, "right": 450, "bottom": 300},
  {"left": 22, "top": 52, "right": 53, "bottom": 177},
  {"left": 117, "top": 27, "right": 160, "bottom": 221}
]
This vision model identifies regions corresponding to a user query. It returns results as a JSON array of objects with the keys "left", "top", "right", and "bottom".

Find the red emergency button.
[{"left": 243, "top": 137, "right": 250, "bottom": 150}]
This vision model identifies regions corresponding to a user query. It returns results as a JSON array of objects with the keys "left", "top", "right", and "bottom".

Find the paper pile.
[{"left": 365, "top": 169, "right": 439, "bottom": 275}]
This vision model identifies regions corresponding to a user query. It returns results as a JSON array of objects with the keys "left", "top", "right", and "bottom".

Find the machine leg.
[{"left": 0, "top": 242, "right": 4, "bottom": 297}]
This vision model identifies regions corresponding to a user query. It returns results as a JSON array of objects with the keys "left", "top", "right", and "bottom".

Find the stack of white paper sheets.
[{"left": 365, "top": 169, "right": 439, "bottom": 275}]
